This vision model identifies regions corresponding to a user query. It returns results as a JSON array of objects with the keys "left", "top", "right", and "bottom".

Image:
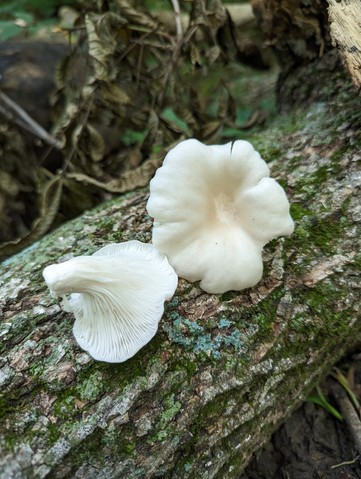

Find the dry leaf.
[{"left": 0, "top": 174, "right": 63, "bottom": 258}]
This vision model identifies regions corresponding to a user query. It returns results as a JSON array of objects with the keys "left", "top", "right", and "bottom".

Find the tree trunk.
[
  {"left": 327, "top": 0, "right": 361, "bottom": 89},
  {"left": 252, "top": 0, "right": 361, "bottom": 108},
  {"left": 1, "top": 79, "right": 360, "bottom": 478},
  {"left": 1, "top": 3, "right": 361, "bottom": 479}
]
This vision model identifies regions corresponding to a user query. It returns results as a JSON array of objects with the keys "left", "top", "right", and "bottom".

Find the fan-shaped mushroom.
[
  {"left": 146, "top": 139, "right": 294, "bottom": 294},
  {"left": 43, "top": 241, "right": 178, "bottom": 362}
]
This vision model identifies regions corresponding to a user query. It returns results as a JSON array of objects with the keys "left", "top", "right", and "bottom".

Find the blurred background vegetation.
[{"left": 0, "top": 0, "right": 277, "bottom": 257}]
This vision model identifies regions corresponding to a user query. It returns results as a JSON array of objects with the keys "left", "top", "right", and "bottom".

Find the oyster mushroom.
[
  {"left": 43, "top": 241, "right": 178, "bottom": 362},
  {"left": 146, "top": 139, "right": 294, "bottom": 294}
]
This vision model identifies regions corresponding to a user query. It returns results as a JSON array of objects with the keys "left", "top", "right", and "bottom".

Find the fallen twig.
[
  {"left": 331, "top": 456, "right": 360, "bottom": 469},
  {"left": 0, "top": 90, "right": 62, "bottom": 150},
  {"left": 330, "top": 380, "right": 361, "bottom": 455},
  {"left": 170, "top": 0, "right": 183, "bottom": 41}
]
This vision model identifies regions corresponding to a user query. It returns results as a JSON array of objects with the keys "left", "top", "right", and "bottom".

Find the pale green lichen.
[
  {"left": 164, "top": 315, "right": 245, "bottom": 359},
  {"left": 159, "top": 394, "right": 182, "bottom": 428},
  {"left": 75, "top": 371, "right": 105, "bottom": 402}
]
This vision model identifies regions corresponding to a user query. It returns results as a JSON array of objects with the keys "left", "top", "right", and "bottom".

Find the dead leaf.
[
  {"left": 0, "top": 174, "right": 63, "bottom": 258},
  {"left": 66, "top": 154, "right": 163, "bottom": 193}
]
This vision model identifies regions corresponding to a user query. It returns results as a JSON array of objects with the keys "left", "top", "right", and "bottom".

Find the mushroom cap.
[
  {"left": 146, "top": 139, "right": 294, "bottom": 294},
  {"left": 43, "top": 241, "right": 178, "bottom": 362}
]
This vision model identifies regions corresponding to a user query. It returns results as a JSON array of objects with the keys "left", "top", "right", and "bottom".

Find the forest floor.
[{"left": 242, "top": 368, "right": 361, "bottom": 479}]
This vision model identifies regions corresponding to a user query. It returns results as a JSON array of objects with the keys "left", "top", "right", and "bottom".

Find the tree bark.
[
  {"left": 252, "top": 0, "right": 361, "bottom": 108},
  {"left": 1, "top": 69, "right": 360, "bottom": 478},
  {"left": 1, "top": 2, "right": 361, "bottom": 479},
  {"left": 327, "top": 0, "right": 361, "bottom": 89}
]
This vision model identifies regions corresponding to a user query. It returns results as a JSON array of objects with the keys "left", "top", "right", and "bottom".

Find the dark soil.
[{"left": 242, "top": 380, "right": 361, "bottom": 479}]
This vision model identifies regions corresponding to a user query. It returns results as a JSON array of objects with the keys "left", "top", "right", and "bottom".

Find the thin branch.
[
  {"left": 156, "top": 24, "right": 198, "bottom": 107},
  {"left": 331, "top": 457, "right": 360, "bottom": 469},
  {"left": 0, "top": 91, "right": 62, "bottom": 150},
  {"left": 60, "top": 93, "right": 95, "bottom": 175},
  {"left": 135, "top": 42, "right": 144, "bottom": 96},
  {"left": 170, "top": 0, "right": 183, "bottom": 41},
  {"left": 330, "top": 380, "right": 361, "bottom": 455}
]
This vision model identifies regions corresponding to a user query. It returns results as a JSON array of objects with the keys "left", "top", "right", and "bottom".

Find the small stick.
[
  {"left": 331, "top": 456, "right": 360, "bottom": 469},
  {"left": 0, "top": 91, "right": 62, "bottom": 149},
  {"left": 170, "top": 0, "right": 183, "bottom": 41},
  {"left": 330, "top": 380, "right": 361, "bottom": 455}
]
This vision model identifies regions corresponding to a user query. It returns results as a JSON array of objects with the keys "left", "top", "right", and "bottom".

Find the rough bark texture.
[
  {"left": 0, "top": 68, "right": 360, "bottom": 478},
  {"left": 328, "top": 0, "right": 361, "bottom": 90},
  {"left": 252, "top": 0, "right": 332, "bottom": 107},
  {"left": 1, "top": 1, "right": 361, "bottom": 477},
  {"left": 252, "top": 0, "right": 361, "bottom": 108}
]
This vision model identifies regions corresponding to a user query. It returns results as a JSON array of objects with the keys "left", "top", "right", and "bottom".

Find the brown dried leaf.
[
  {"left": 190, "top": 44, "right": 202, "bottom": 66},
  {"left": 114, "top": 0, "right": 159, "bottom": 30},
  {"left": 98, "top": 82, "right": 130, "bottom": 107},
  {"left": 67, "top": 154, "right": 162, "bottom": 194},
  {"left": 191, "top": 0, "right": 227, "bottom": 29},
  {"left": 83, "top": 123, "right": 105, "bottom": 162},
  {"left": 206, "top": 45, "right": 221, "bottom": 64},
  {"left": 239, "top": 110, "right": 267, "bottom": 129},
  {"left": 0, "top": 174, "right": 63, "bottom": 258},
  {"left": 85, "top": 12, "right": 128, "bottom": 81},
  {"left": 200, "top": 120, "right": 221, "bottom": 142},
  {"left": 140, "top": 110, "right": 160, "bottom": 156}
]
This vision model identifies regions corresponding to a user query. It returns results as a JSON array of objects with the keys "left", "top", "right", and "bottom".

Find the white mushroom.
[
  {"left": 146, "top": 139, "right": 294, "bottom": 294},
  {"left": 43, "top": 241, "right": 178, "bottom": 362}
]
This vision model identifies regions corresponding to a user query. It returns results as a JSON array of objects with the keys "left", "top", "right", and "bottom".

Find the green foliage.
[
  {"left": 307, "top": 386, "right": 343, "bottom": 421},
  {"left": 161, "top": 107, "right": 191, "bottom": 135},
  {"left": 332, "top": 367, "right": 360, "bottom": 412},
  {"left": 1, "top": 0, "right": 69, "bottom": 17},
  {"left": 0, "top": 20, "right": 22, "bottom": 41},
  {"left": 141, "top": 0, "right": 171, "bottom": 11},
  {"left": 121, "top": 129, "right": 147, "bottom": 147},
  {"left": 0, "top": 0, "right": 71, "bottom": 40}
]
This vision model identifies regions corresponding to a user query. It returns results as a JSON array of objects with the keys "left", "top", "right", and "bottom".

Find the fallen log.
[
  {"left": 1, "top": 0, "right": 361, "bottom": 477},
  {"left": 0, "top": 67, "right": 360, "bottom": 477}
]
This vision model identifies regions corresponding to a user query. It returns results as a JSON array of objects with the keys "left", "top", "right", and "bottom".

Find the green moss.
[
  {"left": 184, "top": 462, "right": 192, "bottom": 472},
  {"left": 75, "top": 371, "right": 104, "bottom": 402},
  {"left": 354, "top": 253, "right": 361, "bottom": 270},
  {"left": 290, "top": 203, "right": 312, "bottom": 221},
  {"left": 303, "top": 213, "right": 344, "bottom": 254},
  {"left": 271, "top": 276, "right": 353, "bottom": 363},
  {"left": 52, "top": 390, "right": 81, "bottom": 422},
  {"left": 170, "top": 351, "right": 199, "bottom": 379},
  {"left": 219, "top": 291, "right": 238, "bottom": 302},
  {"left": 289, "top": 313, "right": 307, "bottom": 333},
  {"left": 95, "top": 336, "right": 165, "bottom": 392},
  {"left": 159, "top": 394, "right": 182, "bottom": 429},
  {"left": 46, "top": 422, "right": 62, "bottom": 444},
  {"left": 0, "top": 384, "right": 57, "bottom": 452},
  {"left": 251, "top": 113, "right": 307, "bottom": 162},
  {"left": 0, "top": 394, "right": 17, "bottom": 422}
]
